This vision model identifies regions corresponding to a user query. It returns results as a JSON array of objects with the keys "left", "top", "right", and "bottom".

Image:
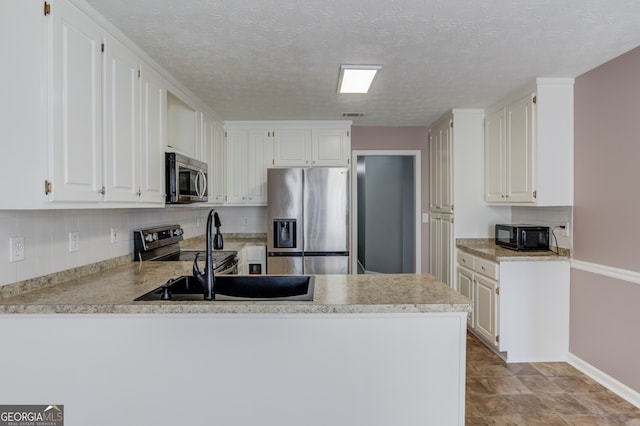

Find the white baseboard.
[{"left": 567, "top": 352, "right": 640, "bottom": 409}]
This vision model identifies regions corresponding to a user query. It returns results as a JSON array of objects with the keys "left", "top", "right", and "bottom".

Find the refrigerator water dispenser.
[{"left": 273, "top": 219, "right": 297, "bottom": 248}]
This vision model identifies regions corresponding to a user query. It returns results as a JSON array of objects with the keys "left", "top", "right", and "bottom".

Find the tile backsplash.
[{"left": 0, "top": 206, "right": 267, "bottom": 286}]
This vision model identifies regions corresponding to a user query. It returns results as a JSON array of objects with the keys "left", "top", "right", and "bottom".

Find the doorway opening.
[{"left": 351, "top": 150, "right": 421, "bottom": 274}]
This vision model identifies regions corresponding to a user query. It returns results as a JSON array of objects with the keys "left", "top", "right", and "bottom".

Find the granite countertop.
[
  {"left": 456, "top": 238, "right": 570, "bottom": 262},
  {"left": 0, "top": 261, "right": 470, "bottom": 315}
]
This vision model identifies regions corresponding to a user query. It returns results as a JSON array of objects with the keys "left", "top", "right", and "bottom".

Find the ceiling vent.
[{"left": 341, "top": 112, "right": 365, "bottom": 118}]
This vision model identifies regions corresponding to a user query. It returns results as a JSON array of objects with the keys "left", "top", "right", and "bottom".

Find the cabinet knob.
[{"left": 98, "top": 186, "right": 105, "bottom": 195}]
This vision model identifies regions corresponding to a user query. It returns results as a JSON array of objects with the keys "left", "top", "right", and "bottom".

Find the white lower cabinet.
[
  {"left": 457, "top": 249, "right": 569, "bottom": 362},
  {"left": 456, "top": 265, "right": 474, "bottom": 327},
  {"left": 429, "top": 213, "right": 453, "bottom": 287},
  {"left": 456, "top": 251, "right": 499, "bottom": 346},
  {"left": 473, "top": 274, "right": 499, "bottom": 345}
]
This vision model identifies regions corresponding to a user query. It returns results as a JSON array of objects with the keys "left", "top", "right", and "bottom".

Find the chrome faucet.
[{"left": 193, "top": 209, "right": 216, "bottom": 300}]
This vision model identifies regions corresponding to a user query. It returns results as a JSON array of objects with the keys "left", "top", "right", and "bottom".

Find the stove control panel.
[{"left": 133, "top": 225, "right": 184, "bottom": 259}]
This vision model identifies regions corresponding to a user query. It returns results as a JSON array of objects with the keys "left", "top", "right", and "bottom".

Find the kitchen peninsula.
[{"left": 0, "top": 264, "right": 471, "bottom": 426}]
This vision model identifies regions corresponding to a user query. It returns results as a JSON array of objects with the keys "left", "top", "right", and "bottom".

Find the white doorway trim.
[{"left": 351, "top": 150, "right": 422, "bottom": 274}]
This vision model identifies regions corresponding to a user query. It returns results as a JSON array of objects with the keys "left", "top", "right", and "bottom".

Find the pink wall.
[
  {"left": 351, "top": 126, "right": 430, "bottom": 273},
  {"left": 572, "top": 46, "right": 640, "bottom": 392}
]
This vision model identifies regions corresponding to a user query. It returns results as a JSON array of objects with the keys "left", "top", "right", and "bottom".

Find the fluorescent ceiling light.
[{"left": 337, "top": 65, "right": 381, "bottom": 94}]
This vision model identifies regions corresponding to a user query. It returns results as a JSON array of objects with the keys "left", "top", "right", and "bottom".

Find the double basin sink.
[{"left": 135, "top": 275, "right": 315, "bottom": 302}]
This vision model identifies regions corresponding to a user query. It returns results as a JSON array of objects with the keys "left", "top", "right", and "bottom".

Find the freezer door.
[
  {"left": 267, "top": 255, "right": 303, "bottom": 275},
  {"left": 304, "top": 255, "right": 349, "bottom": 274},
  {"left": 303, "top": 168, "right": 349, "bottom": 252},
  {"left": 267, "top": 168, "right": 303, "bottom": 253}
]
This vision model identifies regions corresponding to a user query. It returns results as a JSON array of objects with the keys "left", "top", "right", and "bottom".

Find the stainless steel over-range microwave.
[
  {"left": 495, "top": 224, "right": 550, "bottom": 251},
  {"left": 165, "top": 152, "right": 208, "bottom": 204}
]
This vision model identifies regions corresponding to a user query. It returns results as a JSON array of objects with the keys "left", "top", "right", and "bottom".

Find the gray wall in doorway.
[{"left": 357, "top": 156, "right": 415, "bottom": 273}]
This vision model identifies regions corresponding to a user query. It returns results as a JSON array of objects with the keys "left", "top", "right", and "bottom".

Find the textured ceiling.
[{"left": 85, "top": 0, "right": 640, "bottom": 126}]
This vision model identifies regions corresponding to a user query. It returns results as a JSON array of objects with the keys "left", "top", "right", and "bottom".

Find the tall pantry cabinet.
[{"left": 429, "top": 110, "right": 509, "bottom": 290}]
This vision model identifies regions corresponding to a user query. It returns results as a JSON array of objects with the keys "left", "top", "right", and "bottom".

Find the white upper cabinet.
[
  {"left": 273, "top": 128, "right": 312, "bottom": 167},
  {"left": 103, "top": 36, "right": 140, "bottom": 203},
  {"left": 225, "top": 126, "right": 273, "bottom": 205},
  {"left": 139, "top": 66, "right": 167, "bottom": 204},
  {"left": 310, "top": 127, "right": 350, "bottom": 167},
  {"left": 271, "top": 122, "right": 351, "bottom": 167},
  {"left": 429, "top": 117, "right": 453, "bottom": 213},
  {"left": 484, "top": 78, "right": 574, "bottom": 206},
  {"left": 167, "top": 92, "right": 201, "bottom": 160},
  {"left": 207, "top": 121, "right": 226, "bottom": 204},
  {"left": 1, "top": 0, "right": 173, "bottom": 208},
  {"left": 484, "top": 109, "right": 507, "bottom": 203},
  {"left": 48, "top": 0, "right": 104, "bottom": 203}
]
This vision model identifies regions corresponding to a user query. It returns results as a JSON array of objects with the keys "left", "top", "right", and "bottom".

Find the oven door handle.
[
  {"left": 217, "top": 259, "right": 239, "bottom": 275},
  {"left": 196, "top": 170, "right": 207, "bottom": 199}
]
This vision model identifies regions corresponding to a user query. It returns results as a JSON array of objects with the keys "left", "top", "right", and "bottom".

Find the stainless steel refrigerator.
[{"left": 267, "top": 167, "right": 349, "bottom": 274}]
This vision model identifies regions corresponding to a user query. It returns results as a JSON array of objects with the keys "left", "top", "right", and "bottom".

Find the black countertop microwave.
[
  {"left": 165, "top": 152, "right": 208, "bottom": 204},
  {"left": 495, "top": 224, "right": 550, "bottom": 251}
]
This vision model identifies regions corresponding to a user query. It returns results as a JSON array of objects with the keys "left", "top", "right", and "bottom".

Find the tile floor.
[{"left": 465, "top": 333, "right": 640, "bottom": 425}]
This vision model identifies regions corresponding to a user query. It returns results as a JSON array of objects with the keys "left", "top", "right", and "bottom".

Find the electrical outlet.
[
  {"left": 561, "top": 222, "right": 569, "bottom": 237},
  {"left": 110, "top": 227, "right": 119, "bottom": 243},
  {"left": 9, "top": 237, "right": 25, "bottom": 262},
  {"left": 69, "top": 232, "right": 80, "bottom": 252},
  {"left": 243, "top": 217, "right": 249, "bottom": 225}
]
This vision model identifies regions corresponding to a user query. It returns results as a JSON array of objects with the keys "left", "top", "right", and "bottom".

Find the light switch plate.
[{"left": 422, "top": 213, "right": 429, "bottom": 223}]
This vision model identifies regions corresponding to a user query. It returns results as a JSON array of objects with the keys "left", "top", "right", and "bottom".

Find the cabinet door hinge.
[
  {"left": 532, "top": 95, "right": 537, "bottom": 104},
  {"left": 450, "top": 121, "right": 454, "bottom": 128},
  {"left": 496, "top": 335, "right": 500, "bottom": 343},
  {"left": 138, "top": 68, "right": 141, "bottom": 78},
  {"left": 224, "top": 131, "right": 227, "bottom": 138},
  {"left": 44, "top": 2, "right": 51, "bottom": 16},
  {"left": 101, "top": 42, "right": 105, "bottom": 53},
  {"left": 347, "top": 130, "right": 350, "bottom": 137},
  {"left": 44, "top": 180, "right": 52, "bottom": 195},
  {"left": 496, "top": 287, "right": 500, "bottom": 295},
  {"left": 533, "top": 190, "right": 537, "bottom": 199}
]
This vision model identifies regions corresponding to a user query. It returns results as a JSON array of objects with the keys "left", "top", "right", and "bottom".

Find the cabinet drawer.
[
  {"left": 456, "top": 251, "right": 474, "bottom": 269},
  {"left": 474, "top": 258, "right": 499, "bottom": 280}
]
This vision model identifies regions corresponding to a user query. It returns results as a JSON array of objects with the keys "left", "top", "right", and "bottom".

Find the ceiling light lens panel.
[{"left": 339, "top": 67, "right": 380, "bottom": 93}]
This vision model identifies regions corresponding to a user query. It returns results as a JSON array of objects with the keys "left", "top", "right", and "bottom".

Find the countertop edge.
[
  {"left": 0, "top": 302, "right": 472, "bottom": 315},
  {"left": 456, "top": 239, "right": 570, "bottom": 262}
]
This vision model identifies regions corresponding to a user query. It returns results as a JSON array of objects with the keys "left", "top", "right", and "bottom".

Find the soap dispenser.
[{"left": 213, "top": 211, "right": 223, "bottom": 249}]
